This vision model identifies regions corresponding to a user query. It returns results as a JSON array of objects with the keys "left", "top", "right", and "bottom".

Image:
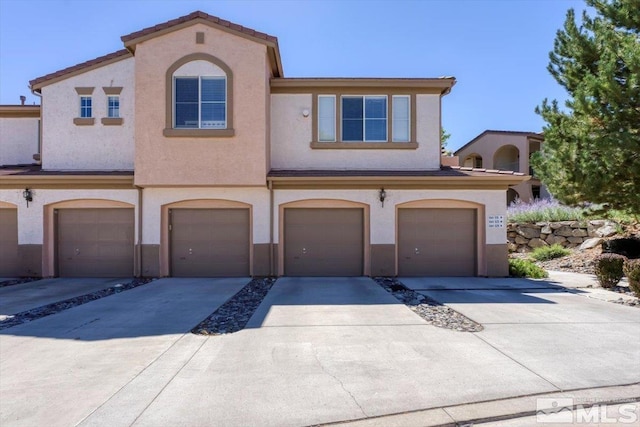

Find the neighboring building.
[
  {"left": 0, "top": 104, "right": 40, "bottom": 167},
  {"left": 0, "top": 11, "right": 527, "bottom": 279},
  {"left": 454, "top": 130, "right": 547, "bottom": 204}
]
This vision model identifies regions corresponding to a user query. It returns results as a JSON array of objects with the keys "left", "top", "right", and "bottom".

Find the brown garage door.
[
  {"left": 0, "top": 209, "right": 19, "bottom": 276},
  {"left": 56, "top": 208, "right": 134, "bottom": 277},
  {"left": 170, "top": 208, "right": 250, "bottom": 277},
  {"left": 398, "top": 208, "right": 476, "bottom": 276},
  {"left": 284, "top": 208, "right": 363, "bottom": 276}
]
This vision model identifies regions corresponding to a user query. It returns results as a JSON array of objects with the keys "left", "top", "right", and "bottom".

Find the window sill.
[
  {"left": 163, "top": 128, "right": 235, "bottom": 138},
  {"left": 310, "top": 141, "right": 418, "bottom": 149},
  {"left": 73, "top": 118, "right": 95, "bottom": 126},
  {"left": 101, "top": 117, "right": 123, "bottom": 126}
]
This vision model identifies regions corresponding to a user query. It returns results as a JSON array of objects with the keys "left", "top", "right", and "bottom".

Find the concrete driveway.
[{"left": 0, "top": 276, "right": 638, "bottom": 427}]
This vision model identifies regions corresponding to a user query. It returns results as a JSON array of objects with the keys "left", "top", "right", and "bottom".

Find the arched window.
[{"left": 164, "top": 53, "right": 234, "bottom": 137}]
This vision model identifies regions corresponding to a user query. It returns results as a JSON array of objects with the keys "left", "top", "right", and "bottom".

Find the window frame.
[
  {"left": 173, "top": 76, "right": 227, "bottom": 130},
  {"left": 391, "top": 95, "right": 410, "bottom": 143},
  {"left": 341, "top": 95, "right": 388, "bottom": 143},
  {"left": 79, "top": 96, "right": 92, "bottom": 118},
  {"left": 317, "top": 95, "right": 336, "bottom": 142},
  {"left": 310, "top": 92, "right": 417, "bottom": 149},
  {"left": 164, "top": 53, "right": 234, "bottom": 138},
  {"left": 107, "top": 95, "right": 120, "bottom": 118}
]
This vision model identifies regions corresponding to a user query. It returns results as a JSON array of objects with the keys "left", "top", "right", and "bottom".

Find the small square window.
[
  {"left": 107, "top": 96, "right": 120, "bottom": 118},
  {"left": 80, "top": 96, "right": 92, "bottom": 118}
]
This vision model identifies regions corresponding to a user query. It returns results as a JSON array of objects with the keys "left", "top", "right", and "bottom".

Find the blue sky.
[{"left": 0, "top": 0, "right": 585, "bottom": 151}]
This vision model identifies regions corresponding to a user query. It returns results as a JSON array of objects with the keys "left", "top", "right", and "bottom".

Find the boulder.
[
  {"left": 567, "top": 236, "right": 584, "bottom": 244},
  {"left": 571, "top": 228, "right": 588, "bottom": 237},
  {"left": 596, "top": 222, "right": 618, "bottom": 238},
  {"left": 528, "top": 238, "right": 548, "bottom": 248},
  {"left": 541, "top": 224, "right": 552, "bottom": 234},
  {"left": 579, "top": 237, "right": 603, "bottom": 250},
  {"left": 602, "top": 237, "right": 640, "bottom": 259},
  {"left": 546, "top": 235, "right": 567, "bottom": 245},
  {"left": 550, "top": 222, "right": 563, "bottom": 229},
  {"left": 515, "top": 235, "right": 528, "bottom": 244},
  {"left": 516, "top": 226, "right": 541, "bottom": 239},
  {"left": 556, "top": 226, "right": 574, "bottom": 237},
  {"left": 507, "top": 242, "right": 518, "bottom": 252},
  {"left": 570, "top": 221, "right": 582, "bottom": 228}
]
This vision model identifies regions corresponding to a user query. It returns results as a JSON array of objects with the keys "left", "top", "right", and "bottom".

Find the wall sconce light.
[
  {"left": 379, "top": 187, "right": 386, "bottom": 207},
  {"left": 23, "top": 188, "right": 33, "bottom": 207},
  {"left": 302, "top": 109, "right": 310, "bottom": 117}
]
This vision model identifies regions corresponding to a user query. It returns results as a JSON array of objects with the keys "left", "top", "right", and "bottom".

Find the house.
[
  {"left": 454, "top": 130, "right": 547, "bottom": 205},
  {"left": 0, "top": 11, "right": 528, "bottom": 279}
]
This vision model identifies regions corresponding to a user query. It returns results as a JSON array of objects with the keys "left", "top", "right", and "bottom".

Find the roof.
[
  {"left": 267, "top": 167, "right": 528, "bottom": 189},
  {"left": 0, "top": 166, "right": 134, "bottom": 189},
  {"left": 30, "top": 10, "right": 284, "bottom": 90},
  {"left": 0, "top": 105, "right": 40, "bottom": 118},
  {"left": 121, "top": 10, "right": 283, "bottom": 77},
  {"left": 121, "top": 11, "right": 278, "bottom": 45},
  {"left": 453, "top": 130, "right": 544, "bottom": 156},
  {"left": 271, "top": 77, "right": 456, "bottom": 95},
  {"left": 30, "top": 49, "right": 132, "bottom": 90}
]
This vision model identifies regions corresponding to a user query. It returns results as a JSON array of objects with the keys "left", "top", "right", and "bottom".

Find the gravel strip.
[
  {"left": 191, "top": 277, "right": 276, "bottom": 336},
  {"left": 0, "top": 278, "right": 155, "bottom": 330},
  {"left": 374, "top": 277, "right": 483, "bottom": 332},
  {"left": 0, "top": 278, "right": 41, "bottom": 288}
]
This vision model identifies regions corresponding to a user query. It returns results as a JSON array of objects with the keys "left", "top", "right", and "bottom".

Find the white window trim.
[
  {"left": 391, "top": 95, "right": 411, "bottom": 143},
  {"left": 79, "top": 96, "right": 92, "bottom": 118},
  {"left": 107, "top": 95, "right": 120, "bottom": 119},
  {"left": 173, "top": 75, "right": 227, "bottom": 129},
  {"left": 341, "top": 95, "right": 388, "bottom": 143},
  {"left": 317, "top": 95, "right": 336, "bottom": 142}
]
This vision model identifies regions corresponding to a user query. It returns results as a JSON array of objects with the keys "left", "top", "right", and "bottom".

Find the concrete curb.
[{"left": 315, "top": 383, "right": 640, "bottom": 427}]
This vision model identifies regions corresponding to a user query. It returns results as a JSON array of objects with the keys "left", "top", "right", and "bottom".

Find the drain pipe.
[
  {"left": 30, "top": 89, "right": 43, "bottom": 165},
  {"left": 268, "top": 179, "right": 274, "bottom": 277},
  {"left": 135, "top": 185, "right": 143, "bottom": 277}
]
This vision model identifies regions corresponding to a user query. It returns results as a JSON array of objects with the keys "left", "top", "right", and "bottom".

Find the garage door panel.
[
  {"left": 170, "top": 208, "right": 250, "bottom": 277},
  {"left": 57, "top": 208, "right": 134, "bottom": 277},
  {"left": 284, "top": 208, "right": 363, "bottom": 276},
  {"left": 0, "top": 209, "right": 19, "bottom": 276},
  {"left": 399, "top": 208, "right": 476, "bottom": 277}
]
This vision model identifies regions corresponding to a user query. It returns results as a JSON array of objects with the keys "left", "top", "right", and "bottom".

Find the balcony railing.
[{"left": 494, "top": 161, "right": 519, "bottom": 172}]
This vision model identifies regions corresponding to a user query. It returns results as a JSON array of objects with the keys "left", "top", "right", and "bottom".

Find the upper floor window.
[
  {"left": 107, "top": 96, "right": 120, "bottom": 118},
  {"left": 313, "top": 93, "right": 415, "bottom": 148},
  {"left": 174, "top": 76, "right": 226, "bottom": 129},
  {"left": 80, "top": 96, "right": 92, "bottom": 118},
  {"left": 342, "top": 96, "right": 387, "bottom": 142},
  {"left": 164, "top": 54, "right": 234, "bottom": 138}
]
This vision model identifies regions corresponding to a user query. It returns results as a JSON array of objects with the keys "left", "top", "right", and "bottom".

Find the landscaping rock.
[
  {"left": 580, "top": 237, "right": 603, "bottom": 250},
  {"left": 546, "top": 235, "right": 567, "bottom": 245},
  {"left": 556, "top": 226, "right": 575, "bottom": 237},
  {"left": 516, "top": 226, "right": 541, "bottom": 239},
  {"left": 528, "top": 238, "right": 548, "bottom": 248},
  {"left": 596, "top": 222, "right": 618, "bottom": 238},
  {"left": 550, "top": 222, "right": 563, "bottom": 229},
  {"left": 541, "top": 224, "right": 552, "bottom": 234},
  {"left": 572, "top": 228, "right": 588, "bottom": 237},
  {"left": 568, "top": 236, "right": 584, "bottom": 244},
  {"left": 515, "top": 235, "right": 528, "bottom": 244}
]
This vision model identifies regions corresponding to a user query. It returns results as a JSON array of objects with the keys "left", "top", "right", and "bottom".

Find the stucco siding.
[
  {"left": 270, "top": 94, "right": 441, "bottom": 170},
  {"left": 0, "top": 118, "right": 39, "bottom": 166},
  {"left": 142, "top": 188, "right": 270, "bottom": 245},
  {"left": 273, "top": 189, "right": 506, "bottom": 245},
  {"left": 133, "top": 23, "right": 270, "bottom": 186},
  {"left": 41, "top": 58, "right": 135, "bottom": 170}
]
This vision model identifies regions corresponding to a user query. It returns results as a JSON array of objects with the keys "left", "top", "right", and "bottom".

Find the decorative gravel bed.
[
  {"left": 374, "top": 277, "right": 483, "bottom": 332},
  {"left": 0, "top": 278, "right": 41, "bottom": 288},
  {"left": 0, "top": 277, "right": 155, "bottom": 330},
  {"left": 191, "top": 277, "right": 276, "bottom": 336}
]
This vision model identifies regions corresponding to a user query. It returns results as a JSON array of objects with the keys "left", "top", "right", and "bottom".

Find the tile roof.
[
  {"left": 29, "top": 49, "right": 131, "bottom": 89},
  {"left": 120, "top": 10, "right": 278, "bottom": 45},
  {"left": 0, "top": 165, "right": 134, "bottom": 176},
  {"left": 268, "top": 166, "right": 526, "bottom": 178}
]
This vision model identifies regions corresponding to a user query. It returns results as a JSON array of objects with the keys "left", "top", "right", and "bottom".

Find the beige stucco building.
[
  {"left": 0, "top": 11, "right": 527, "bottom": 279},
  {"left": 454, "top": 130, "right": 547, "bottom": 204}
]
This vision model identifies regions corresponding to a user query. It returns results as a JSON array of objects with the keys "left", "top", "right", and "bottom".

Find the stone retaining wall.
[{"left": 507, "top": 220, "right": 618, "bottom": 253}]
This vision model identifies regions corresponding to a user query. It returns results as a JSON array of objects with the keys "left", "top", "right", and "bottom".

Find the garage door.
[
  {"left": 170, "top": 208, "right": 250, "bottom": 277},
  {"left": 398, "top": 208, "right": 476, "bottom": 276},
  {"left": 0, "top": 209, "right": 19, "bottom": 276},
  {"left": 56, "top": 208, "right": 134, "bottom": 277},
  {"left": 284, "top": 208, "right": 363, "bottom": 276}
]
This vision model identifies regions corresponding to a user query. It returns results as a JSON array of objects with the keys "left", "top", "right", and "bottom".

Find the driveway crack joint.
[{"left": 313, "top": 348, "right": 367, "bottom": 418}]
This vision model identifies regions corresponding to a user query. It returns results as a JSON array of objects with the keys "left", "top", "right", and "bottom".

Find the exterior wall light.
[
  {"left": 379, "top": 188, "right": 386, "bottom": 207},
  {"left": 302, "top": 109, "right": 310, "bottom": 117},
  {"left": 23, "top": 188, "right": 33, "bottom": 207}
]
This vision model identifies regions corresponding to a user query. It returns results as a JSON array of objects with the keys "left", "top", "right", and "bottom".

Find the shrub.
[
  {"left": 594, "top": 253, "right": 626, "bottom": 289},
  {"left": 623, "top": 259, "right": 640, "bottom": 297},
  {"left": 509, "top": 259, "right": 548, "bottom": 279},
  {"left": 531, "top": 244, "right": 571, "bottom": 261},
  {"left": 507, "top": 198, "right": 586, "bottom": 223}
]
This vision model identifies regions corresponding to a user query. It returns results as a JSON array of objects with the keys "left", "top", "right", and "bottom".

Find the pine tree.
[{"left": 533, "top": 0, "right": 640, "bottom": 214}]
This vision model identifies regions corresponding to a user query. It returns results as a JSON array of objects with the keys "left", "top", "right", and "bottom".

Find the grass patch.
[
  {"left": 531, "top": 244, "right": 571, "bottom": 261},
  {"left": 509, "top": 259, "right": 548, "bottom": 279}
]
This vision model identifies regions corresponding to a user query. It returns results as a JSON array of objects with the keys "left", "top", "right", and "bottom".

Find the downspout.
[
  {"left": 268, "top": 179, "right": 274, "bottom": 277},
  {"left": 136, "top": 186, "right": 143, "bottom": 277}
]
